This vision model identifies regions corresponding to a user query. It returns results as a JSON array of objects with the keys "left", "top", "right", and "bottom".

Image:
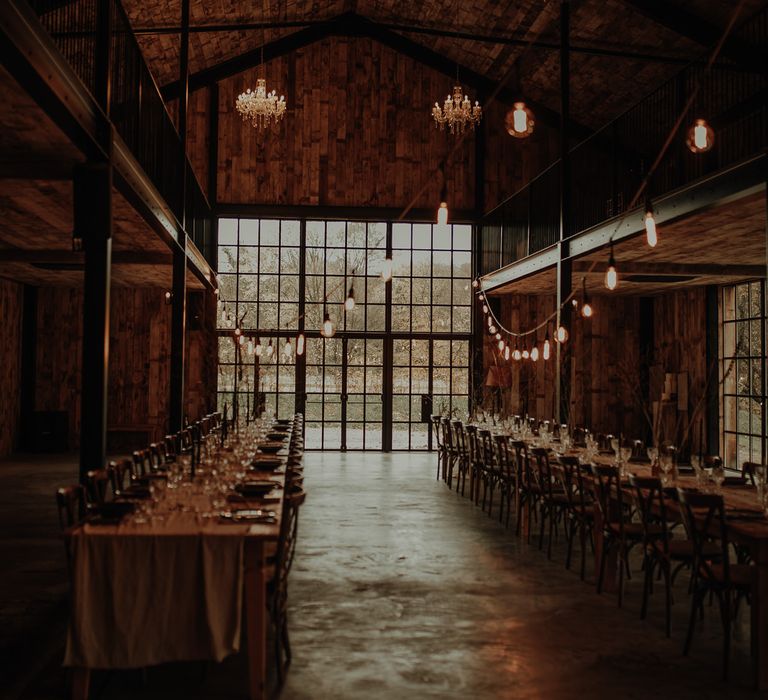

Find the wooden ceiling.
[
  {"left": 490, "top": 189, "right": 767, "bottom": 297},
  {"left": 0, "top": 66, "right": 202, "bottom": 289},
  {"left": 123, "top": 0, "right": 766, "bottom": 129}
]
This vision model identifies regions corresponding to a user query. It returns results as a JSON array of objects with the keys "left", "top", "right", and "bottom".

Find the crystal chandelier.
[
  {"left": 432, "top": 85, "right": 482, "bottom": 134},
  {"left": 236, "top": 77, "right": 286, "bottom": 129}
]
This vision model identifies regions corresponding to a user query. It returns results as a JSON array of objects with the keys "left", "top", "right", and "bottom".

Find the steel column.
[
  {"left": 169, "top": 0, "right": 190, "bottom": 432},
  {"left": 555, "top": 0, "right": 572, "bottom": 424},
  {"left": 76, "top": 161, "right": 113, "bottom": 482}
]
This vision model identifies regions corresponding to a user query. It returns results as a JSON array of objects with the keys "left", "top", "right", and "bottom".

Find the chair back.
[
  {"left": 109, "top": 459, "right": 133, "bottom": 494},
  {"left": 530, "top": 447, "right": 555, "bottom": 498},
  {"left": 494, "top": 434, "right": 515, "bottom": 480},
  {"left": 676, "top": 489, "right": 730, "bottom": 586},
  {"left": 478, "top": 429, "right": 494, "bottom": 466},
  {"left": 441, "top": 418, "right": 454, "bottom": 451},
  {"left": 452, "top": 421, "right": 467, "bottom": 459},
  {"left": 85, "top": 468, "right": 111, "bottom": 505},
  {"left": 431, "top": 416, "right": 443, "bottom": 450},
  {"left": 56, "top": 485, "right": 86, "bottom": 529},
  {"left": 557, "top": 456, "right": 588, "bottom": 513},
  {"left": 591, "top": 464, "right": 628, "bottom": 535},
  {"left": 465, "top": 425, "right": 480, "bottom": 464},
  {"left": 628, "top": 475, "right": 671, "bottom": 551},
  {"left": 741, "top": 461, "right": 762, "bottom": 486},
  {"left": 273, "top": 485, "right": 307, "bottom": 616}
]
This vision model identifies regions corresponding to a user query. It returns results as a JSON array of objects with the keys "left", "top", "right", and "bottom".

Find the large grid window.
[
  {"left": 721, "top": 281, "right": 766, "bottom": 468},
  {"left": 217, "top": 217, "right": 473, "bottom": 449},
  {"left": 217, "top": 218, "right": 299, "bottom": 419}
]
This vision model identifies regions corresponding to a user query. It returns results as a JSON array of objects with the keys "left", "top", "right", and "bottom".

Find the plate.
[{"left": 258, "top": 442, "right": 284, "bottom": 454}]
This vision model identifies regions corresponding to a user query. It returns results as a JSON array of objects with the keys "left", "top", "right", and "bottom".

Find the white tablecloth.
[{"left": 64, "top": 520, "right": 245, "bottom": 669}]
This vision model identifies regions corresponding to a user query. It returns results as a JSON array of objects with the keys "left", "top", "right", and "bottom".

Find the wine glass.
[
  {"left": 712, "top": 463, "right": 725, "bottom": 493},
  {"left": 647, "top": 447, "right": 659, "bottom": 467},
  {"left": 659, "top": 452, "right": 674, "bottom": 486}
]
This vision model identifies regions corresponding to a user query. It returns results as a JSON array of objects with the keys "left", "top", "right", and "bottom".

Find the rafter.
[{"left": 621, "top": 0, "right": 765, "bottom": 68}]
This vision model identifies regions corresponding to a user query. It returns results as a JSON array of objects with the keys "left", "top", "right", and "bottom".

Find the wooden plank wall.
[
  {"left": 494, "top": 288, "right": 708, "bottom": 450},
  {"left": 0, "top": 279, "right": 23, "bottom": 457},
  {"left": 175, "top": 35, "right": 558, "bottom": 214},
  {"left": 34, "top": 287, "right": 216, "bottom": 449},
  {"left": 213, "top": 36, "right": 477, "bottom": 210}
]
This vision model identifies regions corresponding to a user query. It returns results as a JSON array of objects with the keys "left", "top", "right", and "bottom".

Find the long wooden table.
[{"left": 66, "top": 444, "right": 289, "bottom": 700}]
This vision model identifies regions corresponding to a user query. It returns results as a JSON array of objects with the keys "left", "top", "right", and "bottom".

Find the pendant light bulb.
[
  {"left": 495, "top": 333, "right": 501, "bottom": 340},
  {"left": 482, "top": 304, "right": 489, "bottom": 314},
  {"left": 543, "top": 333, "right": 551, "bottom": 361},
  {"left": 497, "top": 338, "right": 505, "bottom": 351},
  {"left": 255, "top": 338, "right": 262, "bottom": 357},
  {"left": 489, "top": 325, "right": 497, "bottom": 335},
  {"left": 686, "top": 118, "right": 714, "bottom": 153},
  {"left": 605, "top": 244, "right": 618, "bottom": 291},
  {"left": 512, "top": 345, "right": 522, "bottom": 362},
  {"left": 284, "top": 338, "right": 292, "bottom": 357},
  {"left": 296, "top": 333, "right": 305, "bottom": 356},
  {"left": 234, "top": 326, "right": 241, "bottom": 337},
  {"left": 504, "top": 345, "right": 510, "bottom": 361},
  {"left": 581, "top": 280, "right": 593, "bottom": 318},
  {"left": 381, "top": 257, "right": 393, "bottom": 283},
  {"left": 556, "top": 325, "right": 568, "bottom": 343},
  {"left": 644, "top": 200, "right": 658, "bottom": 248},
  {"left": 345, "top": 285, "right": 355, "bottom": 312},
  {"left": 530, "top": 345, "right": 539, "bottom": 362},
  {"left": 266, "top": 339, "right": 274, "bottom": 358},
  {"left": 506, "top": 102, "right": 535, "bottom": 138},
  {"left": 437, "top": 201, "right": 448, "bottom": 226},
  {"left": 522, "top": 348, "right": 530, "bottom": 360},
  {"left": 322, "top": 311, "right": 336, "bottom": 338},
  {"left": 238, "top": 333, "right": 245, "bottom": 346},
  {"left": 247, "top": 338, "right": 254, "bottom": 355},
  {"left": 472, "top": 279, "right": 480, "bottom": 289}
]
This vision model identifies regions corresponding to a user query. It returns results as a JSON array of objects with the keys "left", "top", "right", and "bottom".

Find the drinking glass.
[
  {"left": 659, "top": 453, "right": 673, "bottom": 486},
  {"left": 647, "top": 447, "right": 658, "bottom": 467},
  {"left": 712, "top": 464, "right": 725, "bottom": 493}
]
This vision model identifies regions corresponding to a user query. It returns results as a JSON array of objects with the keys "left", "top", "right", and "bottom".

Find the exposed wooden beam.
[
  {"left": 573, "top": 260, "right": 766, "bottom": 277},
  {"left": 621, "top": 0, "right": 765, "bottom": 68}
]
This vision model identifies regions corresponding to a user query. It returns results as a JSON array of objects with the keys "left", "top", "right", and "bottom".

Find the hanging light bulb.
[
  {"left": 686, "top": 118, "right": 714, "bottom": 153},
  {"left": 495, "top": 332, "right": 501, "bottom": 340},
  {"left": 296, "top": 333, "right": 305, "bottom": 356},
  {"left": 482, "top": 304, "right": 489, "bottom": 314},
  {"left": 556, "top": 325, "right": 569, "bottom": 343},
  {"left": 489, "top": 325, "right": 497, "bottom": 335},
  {"left": 247, "top": 338, "right": 254, "bottom": 355},
  {"left": 234, "top": 327, "right": 241, "bottom": 337},
  {"left": 472, "top": 279, "right": 480, "bottom": 289},
  {"left": 487, "top": 316, "right": 493, "bottom": 328},
  {"left": 220, "top": 303, "right": 228, "bottom": 324},
  {"left": 322, "top": 310, "right": 336, "bottom": 338},
  {"left": 504, "top": 344, "right": 510, "bottom": 361},
  {"left": 497, "top": 338, "right": 505, "bottom": 351},
  {"left": 506, "top": 101, "right": 535, "bottom": 138},
  {"left": 581, "top": 280, "right": 593, "bottom": 318},
  {"left": 238, "top": 333, "right": 245, "bottom": 346},
  {"left": 512, "top": 343, "right": 522, "bottom": 361},
  {"left": 531, "top": 345, "right": 539, "bottom": 362},
  {"left": 605, "top": 243, "right": 618, "bottom": 291},
  {"left": 381, "top": 257, "right": 393, "bottom": 283},
  {"left": 437, "top": 201, "right": 448, "bottom": 227},
  {"left": 345, "top": 283, "right": 355, "bottom": 312},
  {"left": 644, "top": 199, "right": 658, "bottom": 248},
  {"left": 543, "top": 329, "right": 551, "bottom": 360},
  {"left": 266, "top": 339, "right": 274, "bottom": 358},
  {"left": 255, "top": 337, "right": 262, "bottom": 356},
  {"left": 522, "top": 347, "right": 530, "bottom": 360},
  {"left": 284, "top": 338, "right": 292, "bottom": 357}
]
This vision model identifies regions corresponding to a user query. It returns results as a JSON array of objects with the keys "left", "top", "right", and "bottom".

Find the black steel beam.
[
  {"left": 75, "top": 161, "right": 112, "bottom": 482},
  {"left": 381, "top": 222, "right": 394, "bottom": 452},
  {"left": 216, "top": 203, "right": 477, "bottom": 223},
  {"left": 704, "top": 285, "right": 719, "bottom": 456},
  {"left": 621, "top": 0, "right": 765, "bottom": 69}
]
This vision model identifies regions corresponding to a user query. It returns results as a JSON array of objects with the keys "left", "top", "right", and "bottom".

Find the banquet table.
[{"left": 64, "top": 450, "right": 288, "bottom": 700}]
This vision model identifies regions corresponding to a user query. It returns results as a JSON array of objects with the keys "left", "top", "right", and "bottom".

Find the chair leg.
[
  {"left": 579, "top": 525, "right": 587, "bottom": 581},
  {"left": 597, "top": 538, "right": 608, "bottom": 595},
  {"left": 565, "top": 518, "right": 574, "bottom": 570},
  {"left": 721, "top": 592, "right": 731, "bottom": 680},
  {"left": 488, "top": 482, "right": 495, "bottom": 518},
  {"left": 547, "top": 509, "right": 555, "bottom": 559},
  {"left": 663, "top": 564, "right": 672, "bottom": 639},
  {"left": 640, "top": 552, "right": 652, "bottom": 620},
  {"left": 683, "top": 589, "right": 701, "bottom": 656}
]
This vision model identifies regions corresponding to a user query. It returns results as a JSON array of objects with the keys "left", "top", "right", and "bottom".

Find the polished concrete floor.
[{"left": 2, "top": 451, "right": 762, "bottom": 699}]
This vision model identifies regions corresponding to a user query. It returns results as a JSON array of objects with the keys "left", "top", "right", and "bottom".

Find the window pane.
[{"left": 219, "top": 218, "right": 238, "bottom": 245}]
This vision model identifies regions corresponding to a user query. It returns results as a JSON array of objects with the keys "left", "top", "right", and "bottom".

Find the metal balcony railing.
[
  {"left": 28, "top": 0, "right": 213, "bottom": 265},
  {"left": 479, "top": 7, "right": 768, "bottom": 276}
]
